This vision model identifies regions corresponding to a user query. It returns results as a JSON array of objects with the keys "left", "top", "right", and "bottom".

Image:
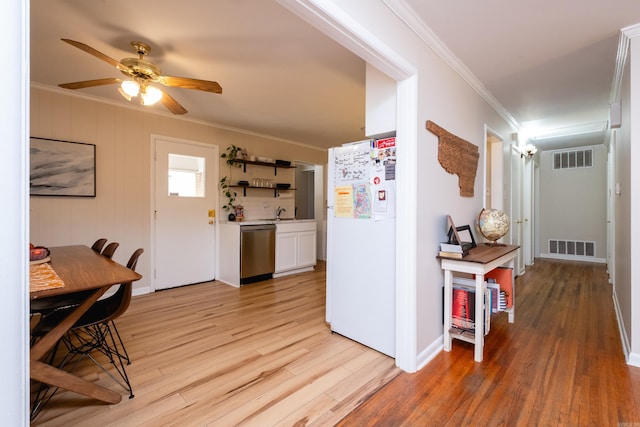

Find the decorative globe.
[{"left": 476, "top": 208, "right": 510, "bottom": 245}]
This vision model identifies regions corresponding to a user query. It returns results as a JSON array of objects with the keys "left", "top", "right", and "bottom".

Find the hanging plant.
[
  {"left": 219, "top": 176, "right": 237, "bottom": 212},
  {"left": 221, "top": 144, "right": 246, "bottom": 167}
]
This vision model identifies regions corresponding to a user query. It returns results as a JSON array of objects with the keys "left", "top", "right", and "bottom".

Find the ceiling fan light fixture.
[
  {"left": 58, "top": 39, "right": 220, "bottom": 115},
  {"left": 121, "top": 80, "right": 139, "bottom": 97},
  {"left": 141, "top": 85, "right": 163, "bottom": 105},
  {"left": 117, "top": 87, "right": 132, "bottom": 101}
]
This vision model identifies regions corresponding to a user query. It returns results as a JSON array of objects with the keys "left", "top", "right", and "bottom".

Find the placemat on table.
[{"left": 30, "top": 262, "right": 65, "bottom": 292}]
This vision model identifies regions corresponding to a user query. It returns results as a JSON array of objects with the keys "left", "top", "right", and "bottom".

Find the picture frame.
[
  {"left": 455, "top": 225, "right": 477, "bottom": 248},
  {"left": 30, "top": 137, "right": 96, "bottom": 197},
  {"left": 448, "top": 224, "right": 477, "bottom": 249}
]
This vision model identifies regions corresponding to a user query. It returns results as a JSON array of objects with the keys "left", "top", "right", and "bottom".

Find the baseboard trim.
[
  {"left": 539, "top": 253, "right": 606, "bottom": 263},
  {"left": 417, "top": 336, "right": 444, "bottom": 371},
  {"left": 612, "top": 289, "right": 634, "bottom": 364},
  {"left": 628, "top": 352, "right": 640, "bottom": 367},
  {"left": 133, "top": 286, "right": 152, "bottom": 297}
]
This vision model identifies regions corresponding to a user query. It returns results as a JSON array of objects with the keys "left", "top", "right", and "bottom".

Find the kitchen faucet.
[{"left": 276, "top": 206, "right": 286, "bottom": 219}]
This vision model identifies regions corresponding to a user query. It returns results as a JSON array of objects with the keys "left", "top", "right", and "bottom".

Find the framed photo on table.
[
  {"left": 30, "top": 137, "right": 96, "bottom": 197},
  {"left": 447, "top": 215, "right": 477, "bottom": 251},
  {"left": 454, "top": 225, "right": 477, "bottom": 248}
]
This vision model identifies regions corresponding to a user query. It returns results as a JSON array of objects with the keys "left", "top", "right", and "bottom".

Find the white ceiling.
[{"left": 30, "top": 0, "right": 640, "bottom": 151}]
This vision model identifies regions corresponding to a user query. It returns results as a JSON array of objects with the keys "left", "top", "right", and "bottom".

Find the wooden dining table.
[{"left": 30, "top": 245, "right": 142, "bottom": 404}]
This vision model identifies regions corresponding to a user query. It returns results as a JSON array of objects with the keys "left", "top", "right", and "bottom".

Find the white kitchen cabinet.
[
  {"left": 218, "top": 222, "right": 241, "bottom": 287},
  {"left": 275, "top": 221, "right": 317, "bottom": 277},
  {"left": 275, "top": 232, "right": 298, "bottom": 272}
]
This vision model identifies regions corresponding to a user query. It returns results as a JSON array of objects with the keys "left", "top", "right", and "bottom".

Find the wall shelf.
[
  {"left": 231, "top": 185, "right": 296, "bottom": 197},
  {"left": 233, "top": 159, "right": 296, "bottom": 175}
]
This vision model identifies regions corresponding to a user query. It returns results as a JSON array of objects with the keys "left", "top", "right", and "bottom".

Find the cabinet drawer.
[{"left": 276, "top": 221, "right": 316, "bottom": 233}]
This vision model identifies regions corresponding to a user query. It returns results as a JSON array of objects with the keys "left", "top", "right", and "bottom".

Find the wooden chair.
[
  {"left": 101, "top": 242, "right": 119, "bottom": 259},
  {"left": 90, "top": 238, "right": 108, "bottom": 253}
]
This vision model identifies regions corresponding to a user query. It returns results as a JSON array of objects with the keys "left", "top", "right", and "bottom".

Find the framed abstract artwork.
[{"left": 30, "top": 137, "right": 96, "bottom": 197}]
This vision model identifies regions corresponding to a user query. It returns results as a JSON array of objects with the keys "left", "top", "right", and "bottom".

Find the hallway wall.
[{"left": 538, "top": 145, "right": 607, "bottom": 262}]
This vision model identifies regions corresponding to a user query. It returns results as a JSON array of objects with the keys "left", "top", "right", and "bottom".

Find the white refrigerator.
[{"left": 326, "top": 138, "right": 396, "bottom": 357}]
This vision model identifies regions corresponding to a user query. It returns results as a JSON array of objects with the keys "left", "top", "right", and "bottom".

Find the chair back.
[
  {"left": 91, "top": 238, "right": 108, "bottom": 253},
  {"left": 107, "top": 248, "right": 144, "bottom": 321},
  {"left": 86, "top": 248, "right": 144, "bottom": 325},
  {"left": 101, "top": 242, "right": 120, "bottom": 259}
]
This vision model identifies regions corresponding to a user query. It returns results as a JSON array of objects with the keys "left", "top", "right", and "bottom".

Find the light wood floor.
[
  {"left": 31, "top": 262, "right": 401, "bottom": 426},
  {"left": 32, "top": 259, "right": 640, "bottom": 426}
]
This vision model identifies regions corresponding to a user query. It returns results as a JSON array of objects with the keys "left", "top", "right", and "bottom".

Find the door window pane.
[{"left": 168, "top": 154, "right": 205, "bottom": 197}]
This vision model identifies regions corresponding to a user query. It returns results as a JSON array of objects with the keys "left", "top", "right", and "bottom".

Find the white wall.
[
  {"left": 2, "top": 0, "right": 29, "bottom": 423},
  {"left": 30, "top": 86, "right": 327, "bottom": 295},
  {"left": 538, "top": 145, "right": 607, "bottom": 261},
  {"left": 614, "top": 30, "right": 640, "bottom": 366}
]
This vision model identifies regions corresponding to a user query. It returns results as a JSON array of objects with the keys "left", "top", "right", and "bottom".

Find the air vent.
[
  {"left": 553, "top": 148, "right": 593, "bottom": 170},
  {"left": 549, "top": 239, "right": 595, "bottom": 257}
]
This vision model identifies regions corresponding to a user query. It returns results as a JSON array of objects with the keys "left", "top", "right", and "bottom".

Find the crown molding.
[
  {"left": 622, "top": 22, "right": 640, "bottom": 38},
  {"left": 382, "top": 0, "right": 520, "bottom": 131},
  {"left": 611, "top": 23, "right": 640, "bottom": 103}
]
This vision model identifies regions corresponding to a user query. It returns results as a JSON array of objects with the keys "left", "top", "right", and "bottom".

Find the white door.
[
  {"left": 152, "top": 136, "right": 218, "bottom": 290},
  {"left": 522, "top": 158, "right": 534, "bottom": 265},
  {"left": 510, "top": 147, "right": 524, "bottom": 275}
]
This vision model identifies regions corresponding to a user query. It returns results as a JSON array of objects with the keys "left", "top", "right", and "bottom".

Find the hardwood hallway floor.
[
  {"left": 32, "top": 259, "right": 640, "bottom": 426},
  {"left": 339, "top": 258, "right": 640, "bottom": 426}
]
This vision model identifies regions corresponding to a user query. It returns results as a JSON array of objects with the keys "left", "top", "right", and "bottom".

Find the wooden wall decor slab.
[{"left": 426, "top": 120, "right": 479, "bottom": 197}]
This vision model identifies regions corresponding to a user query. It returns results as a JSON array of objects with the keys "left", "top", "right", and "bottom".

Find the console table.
[{"left": 439, "top": 244, "right": 519, "bottom": 362}]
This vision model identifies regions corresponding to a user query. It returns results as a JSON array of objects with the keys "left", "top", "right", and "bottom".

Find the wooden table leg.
[
  {"left": 31, "top": 288, "right": 107, "bottom": 361},
  {"left": 31, "top": 360, "right": 121, "bottom": 404},
  {"left": 443, "top": 269, "right": 453, "bottom": 352},
  {"left": 30, "top": 286, "right": 122, "bottom": 404},
  {"left": 474, "top": 274, "right": 485, "bottom": 362}
]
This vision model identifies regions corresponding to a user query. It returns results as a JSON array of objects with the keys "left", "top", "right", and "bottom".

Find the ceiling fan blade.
[
  {"left": 158, "top": 76, "right": 222, "bottom": 94},
  {"left": 58, "top": 77, "right": 122, "bottom": 90},
  {"left": 61, "top": 39, "right": 130, "bottom": 73},
  {"left": 160, "top": 91, "right": 188, "bottom": 115}
]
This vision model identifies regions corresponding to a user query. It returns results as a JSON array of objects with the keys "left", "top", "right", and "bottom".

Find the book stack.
[
  {"left": 486, "top": 281, "right": 508, "bottom": 313},
  {"left": 451, "top": 278, "right": 491, "bottom": 335},
  {"left": 484, "top": 267, "right": 513, "bottom": 308},
  {"left": 438, "top": 242, "right": 469, "bottom": 259}
]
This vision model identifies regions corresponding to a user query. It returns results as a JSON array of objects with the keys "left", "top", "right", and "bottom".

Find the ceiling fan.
[{"left": 58, "top": 39, "right": 222, "bottom": 115}]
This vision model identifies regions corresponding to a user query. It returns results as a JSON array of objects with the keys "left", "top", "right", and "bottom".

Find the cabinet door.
[
  {"left": 275, "top": 232, "right": 298, "bottom": 273},
  {"left": 297, "top": 230, "right": 317, "bottom": 268}
]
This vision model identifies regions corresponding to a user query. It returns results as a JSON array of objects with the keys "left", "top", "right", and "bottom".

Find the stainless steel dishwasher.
[{"left": 240, "top": 224, "right": 276, "bottom": 284}]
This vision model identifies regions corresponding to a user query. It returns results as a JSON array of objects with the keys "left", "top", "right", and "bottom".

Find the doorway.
[
  {"left": 294, "top": 161, "right": 325, "bottom": 260},
  {"left": 484, "top": 126, "right": 504, "bottom": 211},
  {"left": 295, "top": 163, "right": 315, "bottom": 219},
  {"left": 151, "top": 135, "right": 219, "bottom": 290}
]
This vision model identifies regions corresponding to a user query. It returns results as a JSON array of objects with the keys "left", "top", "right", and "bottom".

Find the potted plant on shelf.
[
  {"left": 221, "top": 144, "right": 247, "bottom": 167},
  {"left": 220, "top": 176, "right": 237, "bottom": 220}
]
